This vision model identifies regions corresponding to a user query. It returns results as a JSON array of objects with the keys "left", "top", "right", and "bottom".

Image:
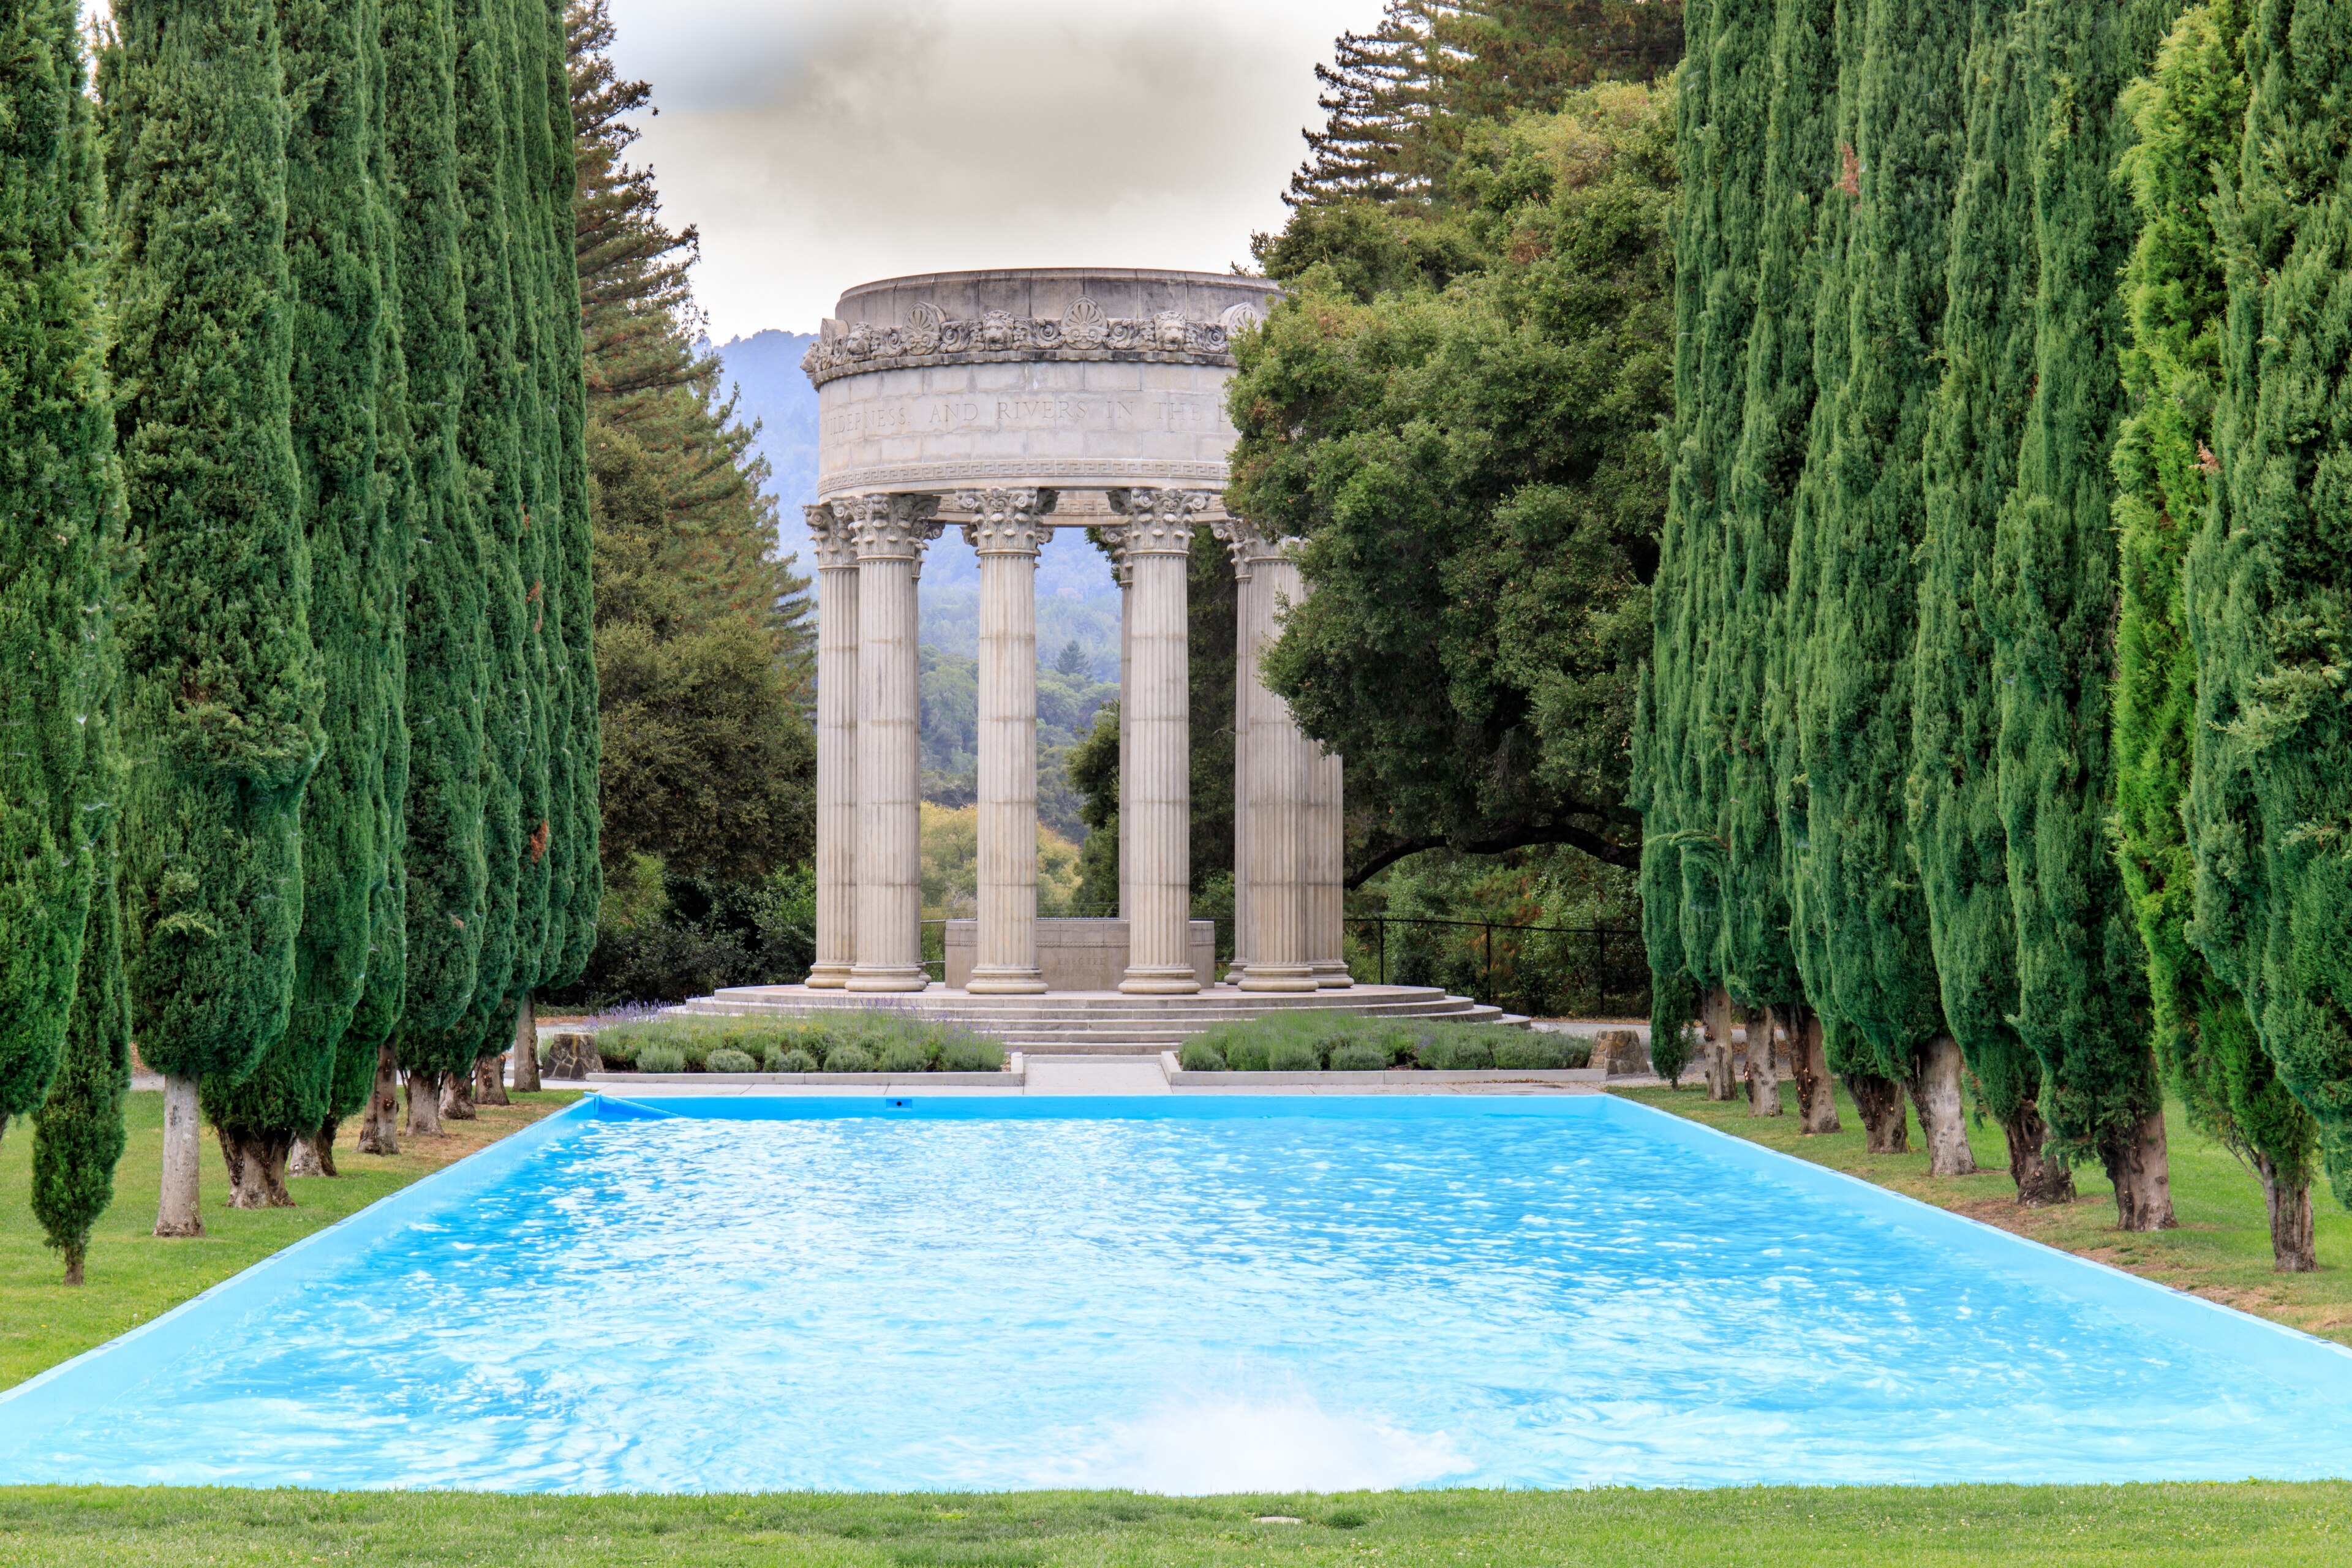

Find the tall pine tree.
[
  {"left": 2113, "top": 0, "right": 2310, "bottom": 1267},
  {"left": 0, "top": 0, "right": 111, "bottom": 1139},
  {"left": 383, "top": 0, "right": 487, "bottom": 1145},
  {"left": 1912, "top": 0, "right": 2073, "bottom": 1201},
  {"left": 201, "top": 0, "right": 399, "bottom": 1205},
  {"left": 1996, "top": 0, "right": 2180, "bottom": 1230},
  {"left": 108, "top": 0, "right": 320, "bottom": 1235},
  {"left": 1789, "top": 0, "right": 1975, "bottom": 1172},
  {"left": 2191, "top": 0, "right": 2352, "bottom": 1213}
]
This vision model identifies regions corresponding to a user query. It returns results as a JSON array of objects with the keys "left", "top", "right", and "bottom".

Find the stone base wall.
[{"left": 944, "top": 917, "right": 1215, "bottom": 992}]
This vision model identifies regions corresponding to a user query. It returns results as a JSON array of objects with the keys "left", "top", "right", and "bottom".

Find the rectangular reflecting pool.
[{"left": 5, "top": 1093, "right": 2350, "bottom": 1492}]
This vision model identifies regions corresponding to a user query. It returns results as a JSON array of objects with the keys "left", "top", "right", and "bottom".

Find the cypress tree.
[
  {"left": 2191, "top": 0, "right": 2352, "bottom": 1212},
  {"left": 545, "top": 0, "right": 600, "bottom": 998},
  {"left": 426, "top": 0, "right": 537, "bottom": 1124},
  {"left": 201, "top": 0, "right": 397, "bottom": 1205},
  {"left": 382, "top": 0, "right": 486, "bottom": 1145},
  {"left": 2113, "top": 0, "right": 2310, "bottom": 1267},
  {"left": 33, "top": 799, "right": 130, "bottom": 1284},
  {"left": 0, "top": 0, "right": 110, "bottom": 1137},
  {"left": 1912, "top": 0, "right": 2074, "bottom": 1202},
  {"left": 328, "top": 0, "right": 415, "bottom": 1164},
  {"left": 1721, "top": 0, "right": 1839, "bottom": 1131},
  {"left": 108, "top": 0, "right": 321, "bottom": 1235},
  {"left": 1788, "top": 0, "right": 1974, "bottom": 1170},
  {"left": 1996, "top": 0, "right": 2180, "bottom": 1231},
  {"left": 1642, "top": 0, "right": 1766, "bottom": 1102}
]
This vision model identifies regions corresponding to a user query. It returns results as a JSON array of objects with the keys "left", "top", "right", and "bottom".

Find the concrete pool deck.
[{"left": 568, "top": 1052, "right": 1608, "bottom": 1098}]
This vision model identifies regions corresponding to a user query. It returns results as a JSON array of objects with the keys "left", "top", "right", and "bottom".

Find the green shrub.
[
  {"left": 636, "top": 1043, "right": 687, "bottom": 1074},
  {"left": 706, "top": 1047, "right": 756, "bottom": 1074},
  {"left": 1222, "top": 1036, "right": 1271, "bottom": 1072},
  {"left": 1415, "top": 1035, "right": 1494, "bottom": 1071},
  {"left": 876, "top": 1039, "right": 927, "bottom": 1073},
  {"left": 937, "top": 1036, "right": 1005, "bottom": 1072},
  {"left": 1177, "top": 1041, "right": 1227, "bottom": 1071},
  {"left": 1328, "top": 1042, "right": 1388, "bottom": 1071},
  {"left": 768, "top": 1046, "right": 818, "bottom": 1073},
  {"left": 1267, "top": 1038, "right": 1322, "bottom": 1072},
  {"left": 824, "top": 1044, "right": 876, "bottom": 1073},
  {"left": 594, "top": 1034, "right": 637, "bottom": 1068}
]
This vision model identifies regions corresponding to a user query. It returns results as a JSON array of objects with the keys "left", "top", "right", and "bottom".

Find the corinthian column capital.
[
  {"left": 837, "top": 492, "right": 944, "bottom": 560},
  {"left": 805, "top": 501, "right": 859, "bottom": 570},
  {"left": 1106, "top": 487, "right": 1215, "bottom": 554},
  {"left": 956, "top": 488, "right": 1059, "bottom": 554}
]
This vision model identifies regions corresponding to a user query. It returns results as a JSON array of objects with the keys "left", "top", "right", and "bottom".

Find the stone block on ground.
[
  {"left": 545, "top": 1032, "right": 602, "bottom": 1080},
  {"left": 1592, "top": 1028, "right": 1649, "bottom": 1077}
]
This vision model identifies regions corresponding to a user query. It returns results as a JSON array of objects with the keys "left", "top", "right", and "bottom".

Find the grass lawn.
[
  {"left": 3, "top": 1482, "right": 2352, "bottom": 1566},
  {"left": 1, "top": 1087, "right": 579, "bottom": 1392},
  {"left": 1615, "top": 1082, "right": 2352, "bottom": 1346}
]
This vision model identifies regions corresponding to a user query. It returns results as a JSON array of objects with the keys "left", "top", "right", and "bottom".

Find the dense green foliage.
[
  {"left": 107, "top": 0, "right": 321, "bottom": 1089},
  {"left": 1912, "top": 0, "right": 2050, "bottom": 1161},
  {"left": 31, "top": 813, "right": 129, "bottom": 1281},
  {"left": 0, "top": 0, "right": 113, "bottom": 1128},
  {"left": 1995, "top": 0, "right": 2176, "bottom": 1215},
  {"left": 1785, "top": 0, "right": 1966, "bottom": 1085},
  {"left": 2112, "top": 0, "right": 2313, "bottom": 1233},
  {"left": 590, "top": 1014, "right": 1003, "bottom": 1075},
  {"left": 2191, "top": 0, "right": 2352, "bottom": 1199},
  {"left": 1636, "top": 0, "right": 1768, "bottom": 1030},
  {"left": 203, "top": 0, "right": 399, "bottom": 1161},
  {"left": 1289, "top": 1, "right": 1685, "bottom": 206},
  {"left": 1233, "top": 83, "right": 1674, "bottom": 883},
  {"left": 384, "top": 0, "right": 486, "bottom": 1058}
]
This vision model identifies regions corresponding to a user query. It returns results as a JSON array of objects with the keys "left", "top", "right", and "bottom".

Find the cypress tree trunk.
[
  {"left": 1999, "top": 0, "right": 2180, "bottom": 1231},
  {"left": 2192, "top": 0, "right": 2352, "bottom": 1218},
  {"left": 383, "top": 0, "right": 488, "bottom": 1093},
  {"left": 475, "top": 1048, "right": 510, "bottom": 1106},
  {"left": 356, "top": 1038, "right": 401, "bottom": 1154},
  {"left": 2114, "top": 0, "right": 2313, "bottom": 1254},
  {"left": 108, "top": 0, "right": 321, "bottom": 1237},
  {"left": 0, "top": 0, "right": 111, "bottom": 1136},
  {"left": 1746, "top": 1007, "right": 1781, "bottom": 1118},
  {"left": 405, "top": 1067, "right": 443, "bottom": 1136},
  {"left": 1915, "top": 0, "right": 2075, "bottom": 1204},
  {"left": 1789, "top": 0, "right": 1972, "bottom": 1174},
  {"left": 510, "top": 989, "right": 540, "bottom": 1092},
  {"left": 1724, "top": 0, "right": 1836, "bottom": 1126},
  {"left": 202, "top": 0, "right": 397, "bottom": 1207}
]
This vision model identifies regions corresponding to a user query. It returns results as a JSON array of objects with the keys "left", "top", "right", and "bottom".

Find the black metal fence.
[{"left": 1346, "top": 914, "right": 1647, "bottom": 1020}]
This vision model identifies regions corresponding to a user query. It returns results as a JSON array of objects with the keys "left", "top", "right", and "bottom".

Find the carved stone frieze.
[
  {"left": 834, "top": 492, "right": 944, "bottom": 560},
  {"left": 803, "top": 294, "right": 1266, "bottom": 386},
  {"left": 956, "top": 488, "right": 1059, "bottom": 554},
  {"left": 1106, "top": 487, "right": 1215, "bottom": 554}
]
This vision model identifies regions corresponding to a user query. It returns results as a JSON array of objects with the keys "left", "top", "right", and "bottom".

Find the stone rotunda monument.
[{"left": 675, "top": 268, "right": 1515, "bottom": 1052}]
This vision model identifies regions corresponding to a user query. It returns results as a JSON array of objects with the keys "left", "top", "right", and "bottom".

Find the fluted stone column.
[
  {"left": 1107, "top": 488, "right": 1208, "bottom": 993},
  {"left": 959, "top": 488, "right": 1057, "bottom": 993},
  {"left": 1311, "top": 747, "right": 1351, "bottom": 987},
  {"left": 845, "top": 492, "right": 941, "bottom": 990},
  {"left": 805, "top": 504, "right": 860, "bottom": 987},
  {"left": 1216, "top": 522, "right": 1257, "bottom": 981},
  {"left": 1231, "top": 529, "right": 1314, "bottom": 992},
  {"left": 1117, "top": 553, "right": 1132, "bottom": 922}
]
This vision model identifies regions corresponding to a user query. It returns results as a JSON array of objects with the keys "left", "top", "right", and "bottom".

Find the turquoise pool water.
[{"left": 4, "top": 1094, "right": 2350, "bottom": 1492}]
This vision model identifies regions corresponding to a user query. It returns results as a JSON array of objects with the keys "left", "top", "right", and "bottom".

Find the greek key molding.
[
  {"left": 956, "top": 488, "right": 1059, "bottom": 554},
  {"left": 1106, "top": 488, "right": 1216, "bottom": 555},
  {"left": 833, "top": 492, "right": 944, "bottom": 560},
  {"left": 817, "top": 458, "right": 1231, "bottom": 498},
  {"left": 803, "top": 296, "right": 1265, "bottom": 387},
  {"left": 804, "top": 502, "right": 859, "bottom": 570}
]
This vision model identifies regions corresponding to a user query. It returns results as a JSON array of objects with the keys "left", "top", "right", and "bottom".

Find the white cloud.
[{"left": 605, "top": 0, "right": 1368, "bottom": 337}]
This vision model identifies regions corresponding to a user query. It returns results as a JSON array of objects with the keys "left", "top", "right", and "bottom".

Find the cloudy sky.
[{"left": 605, "top": 0, "right": 1368, "bottom": 339}]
